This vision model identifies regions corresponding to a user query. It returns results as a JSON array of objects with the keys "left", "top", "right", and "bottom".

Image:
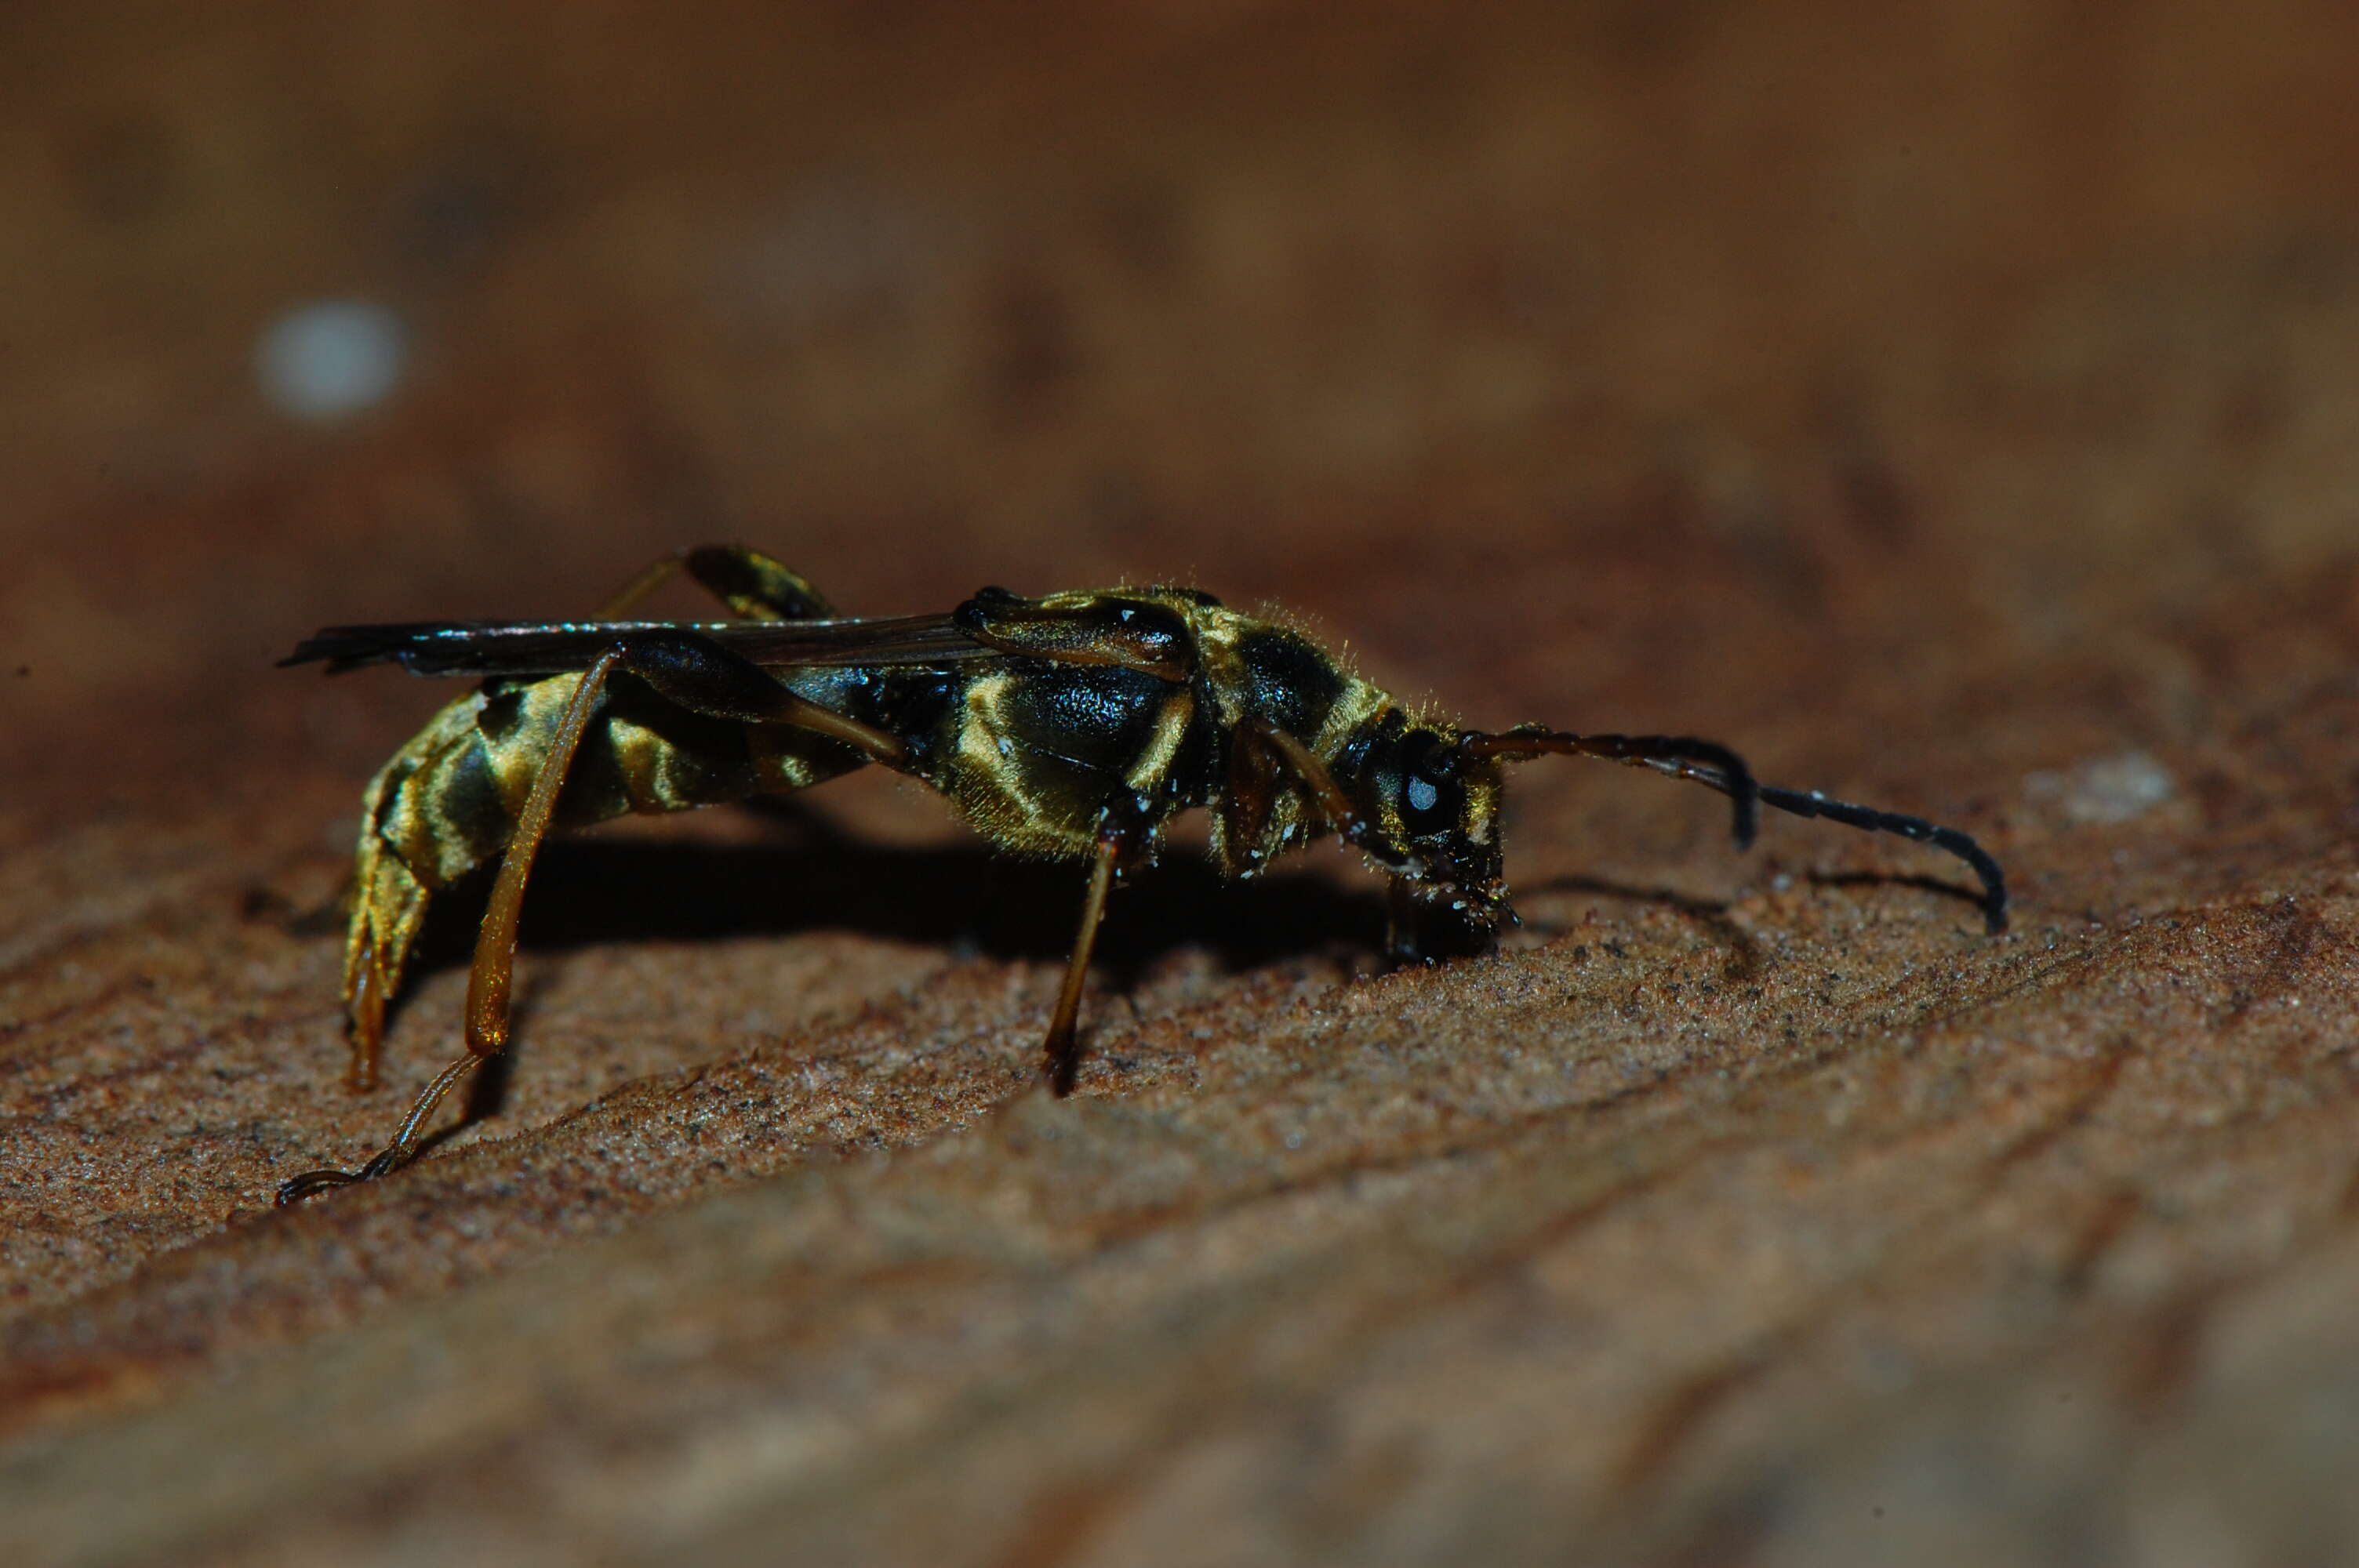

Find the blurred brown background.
[{"left": 5, "top": 3, "right": 2359, "bottom": 1563}]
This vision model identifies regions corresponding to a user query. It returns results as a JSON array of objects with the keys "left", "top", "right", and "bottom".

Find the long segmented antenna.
[
  {"left": 1744, "top": 782, "right": 2008, "bottom": 933},
  {"left": 1459, "top": 726, "right": 2008, "bottom": 934},
  {"left": 1459, "top": 730, "right": 1763, "bottom": 848}
]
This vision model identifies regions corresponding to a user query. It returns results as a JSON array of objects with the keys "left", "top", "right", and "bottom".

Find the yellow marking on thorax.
[
  {"left": 1176, "top": 597, "right": 1394, "bottom": 767},
  {"left": 1124, "top": 689, "right": 1195, "bottom": 793},
  {"left": 953, "top": 670, "right": 1054, "bottom": 844},
  {"left": 1184, "top": 603, "right": 1255, "bottom": 727},
  {"left": 956, "top": 670, "right": 1023, "bottom": 786},
  {"left": 1312, "top": 673, "right": 1392, "bottom": 765}
]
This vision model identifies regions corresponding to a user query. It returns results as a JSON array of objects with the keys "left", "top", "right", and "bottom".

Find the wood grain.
[{"left": 6, "top": 4, "right": 2359, "bottom": 1563}]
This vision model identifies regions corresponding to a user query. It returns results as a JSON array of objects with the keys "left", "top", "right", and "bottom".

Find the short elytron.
[{"left": 275, "top": 545, "right": 2006, "bottom": 1203}]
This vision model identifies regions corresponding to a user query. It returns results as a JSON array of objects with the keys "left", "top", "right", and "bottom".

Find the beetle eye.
[{"left": 1398, "top": 756, "right": 1463, "bottom": 837}]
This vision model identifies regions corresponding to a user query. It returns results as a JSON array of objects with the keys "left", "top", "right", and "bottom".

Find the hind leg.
[
  {"left": 332, "top": 546, "right": 838, "bottom": 1084},
  {"left": 284, "top": 631, "right": 909, "bottom": 1201},
  {"left": 282, "top": 648, "right": 632, "bottom": 1202},
  {"left": 341, "top": 849, "right": 423, "bottom": 1092},
  {"left": 593, "top": 544, "right": 837, "bottom": 621}
]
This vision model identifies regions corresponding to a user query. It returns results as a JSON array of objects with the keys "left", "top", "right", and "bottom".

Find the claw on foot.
[{"left": 274, "top": 1147, "right": 405, "bottom": 1207}]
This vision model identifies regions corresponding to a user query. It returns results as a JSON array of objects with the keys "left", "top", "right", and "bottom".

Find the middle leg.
[
  {"left": 333, "top": 546, "right": 836, "bottom": 1085},
  {"left": 1041, "top": 800, "right": 1156, "bottom": 1096}
]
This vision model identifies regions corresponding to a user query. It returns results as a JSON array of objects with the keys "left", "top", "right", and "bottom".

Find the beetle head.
[{"left": 1343, "top": 718, "right": 1511, "bottom": 937}]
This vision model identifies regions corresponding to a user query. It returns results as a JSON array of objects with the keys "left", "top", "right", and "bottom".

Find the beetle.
[{"left": 274, "top": 544, "right": 2006, "bottom": 1203}]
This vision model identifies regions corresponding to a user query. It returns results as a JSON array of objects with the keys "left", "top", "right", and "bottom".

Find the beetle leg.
[
  {"left": 1041, "top": 836, "right": 1118, "bottom": 1097},
  {"left": 1040, "top": 802, "right": 1153, "bottom": 1096},
  {"left": 1245, "top": 720, "right": 1380, "bottom": 852},
  {"left": 1215, "top": 725, "right": 1284, "bottom": 873},
  {"left": 344, "top": 934, "right": 388, "bottom": 1091},
  {"left": 1384, "top": 875, "right": 1422, "bottom": 964},
  {"left": 280, "top": 633, "right": 929, "bottom": 1203},
  {"left": 317, "top": 546, "right": 840, "bottom": 1088},
  {"left": 278, "top": 646, "right": 631, "bottom": 1204},
  {"left": 594, "top": 543, "right": 837, "bottom": 621}
]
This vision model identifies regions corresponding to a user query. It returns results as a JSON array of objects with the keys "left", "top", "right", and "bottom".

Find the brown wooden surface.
[{"left": 6, "top": 4, "right": 2359, "bottom": 1563}]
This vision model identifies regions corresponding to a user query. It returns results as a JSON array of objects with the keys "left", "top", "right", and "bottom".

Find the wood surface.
[{"left": 5, "top": 4, "right": 2359, "bottom": 1563}]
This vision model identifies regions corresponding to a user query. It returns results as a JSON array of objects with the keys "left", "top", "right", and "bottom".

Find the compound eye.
[{"left": 1398, "top": 756, "right": 1463, "bottom": 837}]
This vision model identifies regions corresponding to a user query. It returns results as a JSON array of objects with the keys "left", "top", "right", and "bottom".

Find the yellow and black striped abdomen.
[
  {"left": 369, "top": 673, "right": 863, "bottom": 891},
  {"left": 343, "top": 672, "right": 871, "bottom": 1025}
]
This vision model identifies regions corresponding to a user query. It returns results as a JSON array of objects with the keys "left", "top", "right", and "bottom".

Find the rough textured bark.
[{"left": 7, "top": 4, "right": 2359, "bottom": 1563}]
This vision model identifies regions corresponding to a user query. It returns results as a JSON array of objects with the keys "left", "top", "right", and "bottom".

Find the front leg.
[{"left": 1228, "top": 723, "right": 1493, "bottom": 965}]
